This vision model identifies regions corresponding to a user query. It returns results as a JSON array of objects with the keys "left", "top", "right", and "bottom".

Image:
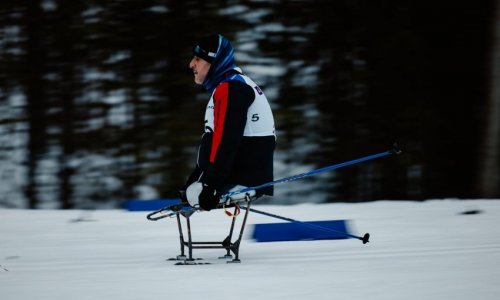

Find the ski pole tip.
[{"left": 362, "top": 233, "right": 370, "bottom": 244}]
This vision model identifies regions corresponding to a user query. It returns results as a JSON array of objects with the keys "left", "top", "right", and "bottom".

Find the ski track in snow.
[{"left": 1, "top": 199, "right": 500, "bottom": 300}]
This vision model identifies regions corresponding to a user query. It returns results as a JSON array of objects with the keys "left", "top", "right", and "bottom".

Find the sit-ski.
[
  {"left": 146, "top": 144, "right": 401, "bottom": 265},
  {"left": 147, "top": 193, "right": 257, "bottom": 265}
]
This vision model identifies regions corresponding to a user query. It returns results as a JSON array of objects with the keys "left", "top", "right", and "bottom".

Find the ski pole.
[
  {"left": 146, "top": 143, "right": 401, "bottom": 219},
  {"left": 223, "top": 143, "right": 402, "bottom": 199},
  {"left": 241, "top": 205, "right": 370, "bottom": 244}
]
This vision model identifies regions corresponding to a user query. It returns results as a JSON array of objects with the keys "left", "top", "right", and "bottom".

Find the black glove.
[{"left": 198, "top": 183, "right": 220, "bottom": 211}]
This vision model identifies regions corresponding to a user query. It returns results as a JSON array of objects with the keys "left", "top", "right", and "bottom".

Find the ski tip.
[
  {"left": 362, "top": 233, "right": 370, "bottom": 244},
  {"left": 391, "top": 143, "right": 402, "bottom": 155}
]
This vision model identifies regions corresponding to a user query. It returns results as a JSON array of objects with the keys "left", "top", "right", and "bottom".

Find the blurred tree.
[
  {"left": 0, "top": 0, "right": 498, "bottom": 209},
  {"left": 23, "top": 0, "right": 48, "bottom": 208},
  {"left": 479, "top": 0, "right": 500, "bottom": 198}
]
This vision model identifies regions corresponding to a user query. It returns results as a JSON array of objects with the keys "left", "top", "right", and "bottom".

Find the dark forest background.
[{"left": 0, "top": 0, "right": 499, "bottom": 209}]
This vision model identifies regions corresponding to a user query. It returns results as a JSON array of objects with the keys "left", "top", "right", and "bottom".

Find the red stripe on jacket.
[{"left": 210, "top": 82, "right": 229, "bottom": 163}]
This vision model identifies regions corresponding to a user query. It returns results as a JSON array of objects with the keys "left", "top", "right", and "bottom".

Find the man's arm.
[{"left": 201, "top": 80, "right": 254, "bottom": 189}]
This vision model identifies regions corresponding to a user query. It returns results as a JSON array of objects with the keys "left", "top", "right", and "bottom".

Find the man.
[{"left": 180, "top": 33, "right": 276, "bottom": 211}]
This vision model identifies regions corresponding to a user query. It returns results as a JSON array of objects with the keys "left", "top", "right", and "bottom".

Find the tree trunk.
[
  {"left": 479, "top": 0, "right": 500, "bottom": 198},
  {"left": 24, "top": 0, "right": 46, "bottom": 208}
]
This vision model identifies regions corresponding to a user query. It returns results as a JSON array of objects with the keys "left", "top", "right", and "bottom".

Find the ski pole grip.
[{"left": 390, "top": 142, "right": 402, "bottom": 155}]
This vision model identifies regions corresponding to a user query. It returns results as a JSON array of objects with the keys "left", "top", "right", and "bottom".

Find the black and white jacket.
[{"left": 190, "top": 69, "right": 276, "bottom": 196}]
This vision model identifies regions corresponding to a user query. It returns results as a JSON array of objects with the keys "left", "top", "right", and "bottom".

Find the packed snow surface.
[{"left": 1, "top": 199, "right": 500, "bottom": 300}]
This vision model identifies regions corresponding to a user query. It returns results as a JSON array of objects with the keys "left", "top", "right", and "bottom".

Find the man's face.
[{"left": 189, "top": 56, "right": 211, "bottom": 85}]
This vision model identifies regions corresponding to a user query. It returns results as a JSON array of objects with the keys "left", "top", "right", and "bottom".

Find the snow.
[{"left": 1, "top": 199, "right": 500, "bottom": 300}]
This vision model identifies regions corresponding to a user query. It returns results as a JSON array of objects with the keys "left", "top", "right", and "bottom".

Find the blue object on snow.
[
  {"left": 251, "top": 220, "right": 350, "bottom": 242},
  {"left": 123, "top": 199, "right": 181, "bottom": 211}
]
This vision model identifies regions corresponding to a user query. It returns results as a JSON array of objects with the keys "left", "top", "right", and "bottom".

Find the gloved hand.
[
  {"left": 186, "top": 182, "right": 220, "bottom": 211},
  {"left": 198, "top": 183, "right": 220, "bottom": 211}
]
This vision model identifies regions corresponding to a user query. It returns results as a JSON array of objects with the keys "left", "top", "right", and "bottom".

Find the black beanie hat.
[{"left": 193, "top": 34, "right": 220, "bottom": 63}]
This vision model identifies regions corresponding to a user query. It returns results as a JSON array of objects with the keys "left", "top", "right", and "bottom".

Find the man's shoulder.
[{"left": 216, "top": 77, "right": 254, "bottom": 95}]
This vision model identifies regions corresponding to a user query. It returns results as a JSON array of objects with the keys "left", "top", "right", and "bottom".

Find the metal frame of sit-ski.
[{"left": 168, "top": 195, "right": 255, "bottom": 265}]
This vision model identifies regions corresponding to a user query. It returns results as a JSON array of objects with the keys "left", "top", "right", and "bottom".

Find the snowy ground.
[{"left": 1, "top": 199, "right": 500, "bottom": 300}]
